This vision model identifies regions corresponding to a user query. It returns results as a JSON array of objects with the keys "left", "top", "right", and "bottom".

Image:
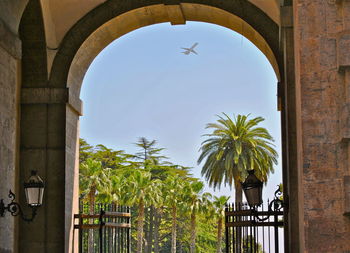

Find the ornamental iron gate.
[
  {"left": 74, "top": 203, "right": 131, "bottom": 253},
  {"left": 225, "top": 190, "right": 284, "bottom": 253}
]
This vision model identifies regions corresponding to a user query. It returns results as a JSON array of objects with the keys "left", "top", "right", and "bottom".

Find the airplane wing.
[
  {"left": 181, "top": 43, "right": 198, "bottom": 55},
  {"left": 190, "top": 43, "right": 198, "bottom": 50}
]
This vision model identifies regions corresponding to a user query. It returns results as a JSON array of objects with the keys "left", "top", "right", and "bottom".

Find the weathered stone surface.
[
  {"left": 65, "top": 106, "right": 80, "bottom": 253},
  {"left": 0, "top": 18, "right": 21, "bottom": 59},
  {"left": 295, "top": 0, "right": 350, "bottom": 251},
  {"left": 281, "top": 5, "right": 293, "bottom": 27},
  {"left": 0, "top": 41, "right": 18, "bottom": 253},
  {"left": 21, "top": 88, "right": 68, "bottom": 104},
  {"left": 344, "top": 176, "right": 350, "bottom": 214},
  {"left": 165, "top": 4, "right": 186, "bottom": 25},
  {"left": 337, "top": 31, "right": 350, "bottom": 70}
]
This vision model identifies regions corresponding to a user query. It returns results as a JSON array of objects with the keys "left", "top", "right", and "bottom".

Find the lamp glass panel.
[
  {"left": 244, "top": 187, "right": 263, "bottom": 207},
  {"left": 25, "top": 187, "right": 44, "bottom": 206}
]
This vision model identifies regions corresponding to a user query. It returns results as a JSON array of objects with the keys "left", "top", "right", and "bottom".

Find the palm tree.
[
  {"left": 133, "top": 137, "right": 169, "bottom": 252},
  {"left": 198, "top": 113, "right": 278, "bottom": 203},
  {"left": 164, "top": 175, "right": 185, "bottom": 253},
  {"left": 153, "top": 198, "right": 164, "bottom": 253},
  {"left": 79, "top": 158, "right": 110, "bottom": 253},
  {"left": 80, "top": 158, "right": 110, "bottom": 213},
  {"left": 125, "top": 170, "right": 162, "bottom": 253},
  {"left": 184, "top": 181, "right": 212, "bottom": 253},
  {"left": 96, "top": 170, "right": 126, "bottom": 206},
  {"left": 212, "top": 196, "right": 230, "bottom": 253}
]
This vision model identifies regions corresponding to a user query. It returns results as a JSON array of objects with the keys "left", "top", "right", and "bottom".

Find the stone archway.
[
  {"left": 18, "top": 1, "right": 301, "bottom": 252},
  {"left": 66, "top": 3, "right": 281, "bottom": 97}
]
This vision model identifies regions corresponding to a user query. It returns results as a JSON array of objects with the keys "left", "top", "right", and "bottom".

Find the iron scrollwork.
[
  {"left": 252, "top": 186, "right": 284, "bottom": 222},
  {"left": 0, "top": 190, "right": 38, "bottom": 222}
]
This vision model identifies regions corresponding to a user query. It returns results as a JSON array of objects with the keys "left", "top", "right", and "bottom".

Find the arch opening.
[
  {"left": 57, "top": 2, "right": 284, "bottom": 252},
  {"left": 78, "top": 20, "right": 278, "bottom": 253}
]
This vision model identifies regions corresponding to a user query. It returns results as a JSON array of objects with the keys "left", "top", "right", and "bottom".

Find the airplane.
[{"left": 181, "top": 42, "right": 198, "bottom": 55}]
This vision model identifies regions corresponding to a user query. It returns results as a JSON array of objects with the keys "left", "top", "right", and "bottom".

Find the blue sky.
[{"left": 80, "top": 21, "right": 282, "bottom": 201}]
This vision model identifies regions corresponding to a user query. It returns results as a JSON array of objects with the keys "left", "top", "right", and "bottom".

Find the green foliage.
[
  {"left": 242, "top": 236, "right": 265, "bottom": 253},
  {"left": 197, "top": 113, "right": 278, "bottom": 204},
  {"left": 198, "top": 113, "right": 277, "bottom": 188},
  {"left": 79, "top": 134, "right": 271, "bottom": 252},
  {"left": 79, "top": 138, "right": 93, "bottom": 163},
  {"left": 80, "top": 158, "right": 110, "bottom": 202},
  {"left": 196, "top": 215, "right": 218, "bottom": 253}
]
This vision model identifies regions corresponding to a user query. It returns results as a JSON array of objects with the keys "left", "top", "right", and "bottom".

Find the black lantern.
[
  {"left": 241, "top": 170, "right": 263, "bottom": 207},
  {"left": 0, "top": 170, "right": 45, "bottom": 222},
  {"left": 24, "top": 170, "right": 45, "bottom": 207}
]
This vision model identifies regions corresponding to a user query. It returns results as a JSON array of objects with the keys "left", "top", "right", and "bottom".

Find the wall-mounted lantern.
[
  {"left": 241, "top": 170, "right": 263, "bottom": 207},
  {"left": 241, "top": 169, "right": 285, "bottom": 221},
  {"left": 0, "top": 170, "right": 45, "bottom": 222}
]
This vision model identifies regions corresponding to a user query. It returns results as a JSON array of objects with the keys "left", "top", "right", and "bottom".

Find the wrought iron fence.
[
  {"left": 225, "top": 201, "right": 284, "bottom": 253},
  {"left": 74, "top": 203, "right": 131, "bottom": 253}
]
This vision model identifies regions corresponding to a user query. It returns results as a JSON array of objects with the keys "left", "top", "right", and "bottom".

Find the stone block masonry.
[{"left": 0, "top": 35, "right": 20, "bottom": 253}]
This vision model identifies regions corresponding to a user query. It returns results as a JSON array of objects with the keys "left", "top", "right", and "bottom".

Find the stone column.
[
  {"left": 19, "top": 88, "right": 81, "bottom": 253},
  {"left": 338, "top": 0, "right": 350, "bottom": 226},
  {"left": 280, "top": 2, "right": 305, "bottom": 252},
  {"left": 0, "top": 18, "right": 21, "bottom": 253},
  {"left": 294, "top": 0, "right": 350, "bottom": 251}
]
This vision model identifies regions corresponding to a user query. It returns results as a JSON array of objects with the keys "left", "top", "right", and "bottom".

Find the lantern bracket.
[
  {"left": 252, "top": 186, "right": 285, "bottom": 222},
  {"left": 0, "top": 190, "right": 38, "bottom": 222}
]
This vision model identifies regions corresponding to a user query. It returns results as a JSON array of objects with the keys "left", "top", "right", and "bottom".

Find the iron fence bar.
[
  {"left": 245, "top": 211, "right": 248, "bottom": 253},
  {"left": 225, "top": 205, "right": 230, "bottom": 253},
  {"left": 262, "top": 217, "right": 265, "bottom": 251},
  {"left": 254, "top": 220, "right": 257, "bottom": 253},
  {"left": 99, "top": 209, "right": 103, "bottom": 253},
  {"left": 76, "top": 213, "right": 131, "bottom": 219},
  {"left": 268, "top": 214, "right": 271, "bottom": 253},
  {"left": 225, "top": 202, "right": 284, "bottom": 253},
  {"left": 225, "top": 210, "right": 283, "bottom": 216},
  {"left": 226, "top": 221, "right": 284, "bottom": 227},
  {"left": 127, "top": 216, "right": 130, "bottom": 253},
  {"left": 274, "top": 211, "right": 279, "bottom": 253},
  {"left": 79, "top": 215, "right": 83, "bottom": 253},
  {"left": 234, "top": 203, "right": 236, "bottom": 253},
  {"left": 250, "top": 212, "right": 253, "bottom": 253},
  {"left": 105, "top": 204, "right": 107, "bottom": 253}
]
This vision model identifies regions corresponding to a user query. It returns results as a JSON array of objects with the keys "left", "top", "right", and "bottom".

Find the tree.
[
  {"left": 133, "top": 137, "right": 168, "bottom": 168},
  {"left": 79, "top": 158, "right": 110, "bottom": 253},
  {"left": 79, "top": 138, "right": 94, "bottom": 163},
  {"left": 164, "top": 175, "right": 185, "bottom": 253},
  {"left": 125, "top": 170, "right": 162, "bottom": 253},
  {"left": 78, "top": 139, "right": 241, "bottom": 252},
  {"left": 80, "top": 158, "right": 110, "bottom": 213},
  {"left": 93, "top": 144, "right": 130, "bottom": 169},
  {"left": 183, "top": 181, "right": 212, "bottom": 253},
  {"left": 133, "top": 137, "right": 167, "bottom": 252},
  {"left": 198, "top": 113, "right": 278, "bottom": 203},
  {"left": 96, "top": 170, "right": 126, "bottom": 205},
  {"left": 212, "top": 196, "right": 230, "bottom": 253}
]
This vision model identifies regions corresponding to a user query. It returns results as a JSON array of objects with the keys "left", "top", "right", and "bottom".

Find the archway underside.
[{"left": 67, "top": 3, "right": 280, "bottom": 97}]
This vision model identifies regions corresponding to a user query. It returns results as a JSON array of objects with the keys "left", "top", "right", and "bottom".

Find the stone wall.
[
  {"left": 0, "top": 18, "right": 21, "bottom": 253},
  {"left": 65, "top": 105, "right": 80, "bottom": 253},
  {"left": 294, "top": 0, "right": 350, "bottom": 251}
]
